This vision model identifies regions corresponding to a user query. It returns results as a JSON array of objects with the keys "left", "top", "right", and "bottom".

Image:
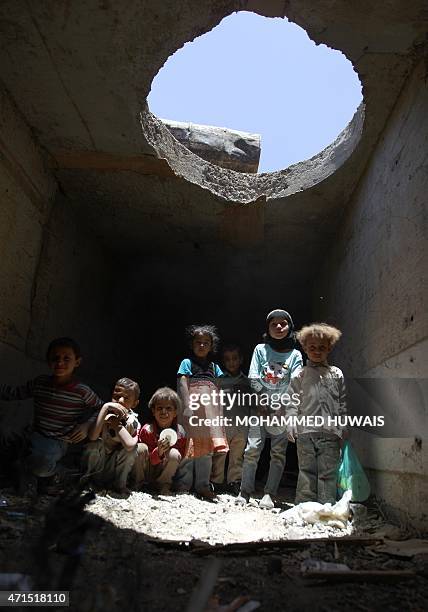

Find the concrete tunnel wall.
[
  {"left": 0, "top": 85, "right": 117, "bottom": 431},
  {"left": 316, "top": 59, "right": 428, "bottom": 528},
  {"left": 0, "top": 76, "right": 314, "bottom": 422},
  {"left": 0, "top": 1, "right": 427, "bottom": 527}
]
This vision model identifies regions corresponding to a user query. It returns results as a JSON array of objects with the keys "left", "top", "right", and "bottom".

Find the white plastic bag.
[{"left": 281, "top": 490, "right": 352, "bottom": 529}]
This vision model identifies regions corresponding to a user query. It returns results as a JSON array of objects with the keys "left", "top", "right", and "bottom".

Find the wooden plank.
[
  {"left": 191, "top": 537, "right": 385, "bottom": 555},
  {"left": 145, "top": 536, "right": 385, "bottom": 556},
  {"left": 302, "top": 569, "right": 416, "bottom": 582}
]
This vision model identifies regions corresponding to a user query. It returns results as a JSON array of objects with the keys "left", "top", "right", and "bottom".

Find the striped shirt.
[{"left": 0, "top": 375, "right": 103, "bottom": 439}]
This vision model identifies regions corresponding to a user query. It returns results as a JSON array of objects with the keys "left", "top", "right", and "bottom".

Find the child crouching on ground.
[
  {"left": 0, "top": 337, "right": 103, "bottom": 496},
  {"left": 133, "top": 387, "right": 186, "bottom": 495},
  {"left": 81, "top": 377, "right": 140, "bottom": 498},
  {"left": 287, "top": 323, "right": 347, "bottom": 505}
]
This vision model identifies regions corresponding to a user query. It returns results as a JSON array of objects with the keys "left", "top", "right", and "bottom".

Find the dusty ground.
[
  {"left": 0, "top": 486, "right": 427, "bottom": 612},
  {"left": 87, "top": 491, "right": 353, "bottom": 545}
]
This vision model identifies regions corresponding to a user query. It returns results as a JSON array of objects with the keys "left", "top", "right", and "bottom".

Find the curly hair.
[
  {"left": 186, "top": 324, "right": 220, "bottom": 353},
  {"left": 296, "top": 323, "right": 342, "bottom": 347},
  {"left": 148, "top": 387, "right": 182, "bottom": 413}
]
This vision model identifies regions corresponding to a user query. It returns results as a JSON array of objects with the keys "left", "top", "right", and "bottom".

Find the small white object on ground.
[
  {"left": 235, "top": 493, "right": 249, "bottom": 506},
  {"left": 259, "top": 494, "right": 274, "bottom": 510},
  {"left": 301, "top": 559, "right": 350, "bottom": 573},
  {"left": 280, "top": 490, "right": 352, "bottom": 529}
]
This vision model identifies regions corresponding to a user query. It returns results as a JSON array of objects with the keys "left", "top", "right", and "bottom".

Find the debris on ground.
[
  {"left": 0, "top": 573, "right": 32, "bottom": 590},
  {"left": 371, "top": 538, "right": 428, "bottom": 558},
  {"left": 280, "top": 490, "right": 352, "bottom": 530},
  {"left": 0, "top": 486, "right": 427, "bottom": 611},
  {"left": 86, "top": 491, "right": 353, "bottom": 545}
]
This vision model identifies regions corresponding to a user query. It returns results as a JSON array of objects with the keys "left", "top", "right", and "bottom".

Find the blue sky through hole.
[{"left": 148, "top": 12, "right": 363, "bottom": 173}]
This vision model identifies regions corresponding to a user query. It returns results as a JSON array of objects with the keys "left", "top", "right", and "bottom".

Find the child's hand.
[
  {"left": 106, "top": 415, "right": 121, "bottom": 431},
  {"left": 103, "top": 402, "right": 127, "bottom": 421},
  {"left": 157, "top": 439, "right": 170, "bottom": 458},
  {"left": 286, "top": 425, "right": 297, "bottom": 443},
  {"left": 67, "top": 421, "right": 90, "bottom": 444}
]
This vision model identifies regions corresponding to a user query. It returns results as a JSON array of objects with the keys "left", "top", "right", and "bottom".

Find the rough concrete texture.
[
  {"left": 315, "top": 60, "right": 428, "bottom": 527},
  {"left": 0, "top": 85, "right": 55, "bottom": 354},
  {"left": 0, "top": 83, "right": 115, "bottom": 427},
  {"left": 0, "top": 1, "right": 427, "bottom": 526},
  {"left": 162, "top": 120, "right": 261, "bottom": 173}
]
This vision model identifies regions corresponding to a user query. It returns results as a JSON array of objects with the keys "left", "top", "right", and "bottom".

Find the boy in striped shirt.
[{"left": 0, "top": 337, "right": 107, "bottom": 496}]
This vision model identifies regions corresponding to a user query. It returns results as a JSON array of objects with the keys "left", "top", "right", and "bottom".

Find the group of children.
[{"left": 0, "top": 307, "right": 347, "bottom": 507}]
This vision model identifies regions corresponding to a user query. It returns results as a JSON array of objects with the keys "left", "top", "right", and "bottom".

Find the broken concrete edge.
[
  {"left": 139, "top": 103, "right": 365, "bottom": 205},
  {"left": 160, "top": 119, "right": 261, "bottom": 174}
]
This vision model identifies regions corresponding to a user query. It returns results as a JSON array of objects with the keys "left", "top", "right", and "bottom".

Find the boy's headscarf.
[{"left": 263, "top": 309, "right": 296, "bottom": 351}]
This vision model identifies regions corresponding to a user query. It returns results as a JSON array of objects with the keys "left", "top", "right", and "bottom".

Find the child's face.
[
  {"left": 269, "top": 317, "right": 290, "bottom": 340},
  {"left": 303, "top": 335, "right": 331, "bottom": 364},
  {"left": 192, "top": 333, "right": 212, "bottom": 359},
  {"left": 111, "top": 385, "right": 139, "bottom": 412},
  {"left": 152, "top": 398, "right": 177, "bottom": 430},
  {"left": 223, "top": 350, "right": 242, "bottom": 376},
  {"left": 47, "top": 346, "right": 81, "bottom": 382}
]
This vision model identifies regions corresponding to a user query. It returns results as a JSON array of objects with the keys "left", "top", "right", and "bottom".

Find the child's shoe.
[
  {"left": 196, "top": 487, "right": 217, "bottom": 502},
  {"left": 228, "top": 481, "right": 241, "bottom": 496},
  {"left": 211, "top": 481, "right": 227, "bottom": 495},
  {"left": 259, "top": 493, "right": 274, "bottom": 510},
  {"left": 235, "top": 490, "right": 249, "bottom": 505},
  {"left": 108, "top": 487, "right": 131, "bottom": 499},
  {"left": 158, "top": 484, "right": 172, "bottom": 496}
]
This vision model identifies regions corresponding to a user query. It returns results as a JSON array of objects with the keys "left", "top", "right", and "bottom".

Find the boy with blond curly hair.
[{"left": 287, "top": 323, "right": 347, "bottom": 504}]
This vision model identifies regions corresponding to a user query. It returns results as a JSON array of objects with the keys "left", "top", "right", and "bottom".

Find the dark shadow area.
[{"left": 0, "top": 487, "right": 426, "bottom": 612}]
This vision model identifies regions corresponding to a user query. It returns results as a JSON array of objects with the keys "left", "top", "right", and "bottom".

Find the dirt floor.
[{"left": 1, "top": 484, "right": 427, "bottom": 612}]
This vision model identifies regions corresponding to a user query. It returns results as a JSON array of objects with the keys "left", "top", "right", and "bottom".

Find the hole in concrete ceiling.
[{"left": 147, "top": 11, "right": 362, "bottom": 174}]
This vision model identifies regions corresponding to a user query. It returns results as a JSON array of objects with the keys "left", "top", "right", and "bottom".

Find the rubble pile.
[{"left": 87, "top": 491, "right": 353, "bottom": 545}]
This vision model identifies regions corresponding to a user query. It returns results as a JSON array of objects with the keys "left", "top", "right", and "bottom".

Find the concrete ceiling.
[{"left": 1, "top": 0, "right": 427, "bottom": 294}]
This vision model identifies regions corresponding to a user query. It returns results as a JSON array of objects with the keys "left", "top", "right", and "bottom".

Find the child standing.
[
  {"left": 237, "top": 310, "right": 303, "bottom": 509},
  {"left": 81, "top": 377, "right": 140, "bottom": 497},
  {"left": 211, "top": 344, "right": 250, "bottom": 495},
  {"left": 133, "top": 387, "right": 186, "bottom": 495},
  {"left": 287, "top": 323, "right": 346, "bottom": 505},
  {"left": 0, "top": 337, "right": 103, "bottom": 496},
  {"left": 176, "top": 324, "right": 228, "bottom": 501}
]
